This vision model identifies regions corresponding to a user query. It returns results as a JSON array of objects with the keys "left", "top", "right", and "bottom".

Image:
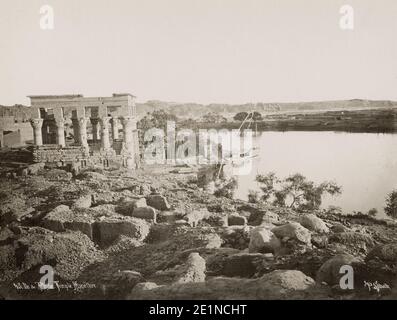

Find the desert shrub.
[{"left": 255, "top": 172, "right": 341, "bottom": 212}]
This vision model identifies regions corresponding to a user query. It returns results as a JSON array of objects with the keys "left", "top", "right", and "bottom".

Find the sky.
[{"left": 0, "top": 0, "right": 397, "bottom": 105}]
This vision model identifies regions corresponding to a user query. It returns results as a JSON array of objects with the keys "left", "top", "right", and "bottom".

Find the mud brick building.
[{"left": 24, "top": 93, "right": 140, "bottom": 169}]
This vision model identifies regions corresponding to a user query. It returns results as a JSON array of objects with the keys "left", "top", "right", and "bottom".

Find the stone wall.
[
  {"left": 30, "top": 145, "right": 134, "bottom": 169},
  {"left": 32, "top": 145, "right": 88, "bottom": 163},
  {"left": 0, "top": 122, "right": 33, "bottom": 147}
]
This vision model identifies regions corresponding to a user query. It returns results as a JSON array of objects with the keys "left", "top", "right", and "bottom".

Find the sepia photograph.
[{"left": 1, "top": 0, "right": 397, "bottom": 309}]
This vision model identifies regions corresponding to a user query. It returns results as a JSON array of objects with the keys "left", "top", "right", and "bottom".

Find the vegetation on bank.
[
  {"left": 385, "top": 190, "right": 397, "bottom": 219},
  {"left": 248, "top": 173, "right": 341, "bottom": 212}
]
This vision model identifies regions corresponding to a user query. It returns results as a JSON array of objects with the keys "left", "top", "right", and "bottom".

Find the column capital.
[
  {"left": 54, "top": 118, "right": 65, "bottom": 127},
  {"left": 78, "top": 117, "right": 90, "bottom": 126},
  {"left": 121, "top": 116, "right": 137, "bottom": 130},
  {"left": 30, "top": 118, "right": 43, "bottom": 129},
  {"left": 120, "top": 116, "right": 135, "bottom": 123},
  {"left": 99, "top": 116, "right": 112, "bottom": 127}
]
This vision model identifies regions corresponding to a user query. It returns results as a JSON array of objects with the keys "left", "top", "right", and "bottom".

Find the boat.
[{"left": 223, "top": 147, "right": 259, "bottom": 167}]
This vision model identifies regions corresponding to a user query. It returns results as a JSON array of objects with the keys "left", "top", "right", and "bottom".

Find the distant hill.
[
  {"left": 136, "top": 99, "right": 397, "bottom": 119},
  {"left": 2, "top": 99, "right": 397, "bottom": 121}
]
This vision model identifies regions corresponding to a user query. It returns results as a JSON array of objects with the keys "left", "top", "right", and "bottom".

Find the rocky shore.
[{"left": 1, "top": 163, "right": 397, "bottom": 300}]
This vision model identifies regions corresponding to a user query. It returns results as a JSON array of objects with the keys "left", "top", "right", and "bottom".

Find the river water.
[{"left": 232, "top": 131, "right": 397, "bottom": 218}]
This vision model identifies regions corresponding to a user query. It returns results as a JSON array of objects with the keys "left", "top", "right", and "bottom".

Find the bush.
[
  {"left": 248, "top": 190, "right": 260, "bottom": 203},
  {"left": 385, "top": 190, "right": 397, "bottom": 219},
  {"left": 214, "top": 178, "right": 238, "bottom": 199},
  {"left": 255, "top": 172, "right": 341, "bottom": 211}
]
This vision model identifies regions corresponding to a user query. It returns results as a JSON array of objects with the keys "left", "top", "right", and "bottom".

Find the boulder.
[
  {"left": 157, "top": 211, "right": 184, "bottom": 223},
  {"left": 328, "top": 232, "right": 375, "bottom": 253},
  {"left": 183, "top": 209, "right": 210, "bottom": 227},
  {"left": 228, "top": 214, "right": 247, "bottom": 226},
  {"left": 218, "top": 253, "right": 264, "bottom": 277},
  {"left": 366, "top": 243, "right": 397, "bottom": 263},
  {"left": 300, "top": 214, "right": 329, "bottom": 233},
  {"left": 41, "top": 206, "right": 71, "bottom": 232},
  {"left": 94, "top": 217, "right": 150, "bottom": 246},
  {"left": 221, "top": 226, "right": 250, "bottom": 250},
  {"left": 92, "top": 192, "right": 120, "bottom": 205},
  {"left": 311, "top": 235, "right": 328, "bottom": 248},
  {"left": 116, "top": 198, "right": 148, "bottom": 216},
  {"left": 134, "top": 282, "right": 159, "bottom": 291},
  {"left": 90, "top": 204, "right": 118, "bottom": 217},
  {"left": 175, "top": 253, "right": 206, "bottom": 284},
  {"left": 238, "top": 203, "right": 279, "bottom": 225},
  {"left": 129, "top": 270, "right": 316, "bottom": 300},
  {"left": 27, "top": 163, "right": 45, "bottom": 175},
  {"left": 0, "top": 227, "right": 14, "bottom": 242},
  {"left": 249, "top": 227, "right": 281, "bottom": 254},
  {"left": 316, "top": 254, "right": 361, "bottom": 285},
  {"left": 331, "top": 223, "right": 348, "bottom": 233},
  {"left": 203, "top": 233, "right": 223, "bottom": 249},
  {"left": 112, "top": 270, "right": 144, "bottom": 284},
  {"left": 132, "top": 207, "right": 157, "bottom": 222},
  {"left": 132, "top": 197, "right": 147, "bottom": 208},
  {"left": 72, "top": 195, "right": 92, "bottom": 209},
  {"left": 272, "top": 222, "right": 311, "bottom": 245},
  {"left": 42, "top": 205, "right": 94, "bottom": 239},
  {"left": 146, "top": 195, "right": 170, "bottom": 211},
  {"left": 260, "top": 211, "right": 280, "bottom": 224}
]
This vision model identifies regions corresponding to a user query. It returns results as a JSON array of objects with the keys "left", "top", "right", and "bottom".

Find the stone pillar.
[
  {"left": 78, "top": 117, "right": 89, "bottom": 150},
  {"left": 91, "top": 118, "right": 99, "bottom": 143},
  {"left": 121, "top": 116, "right": 136, "bottom": 168},
  {"left": 71, "top": 118, "right": 80, "bottom": 144},
  {"left": 111, "top": 117, "right": 119, "bottom": 140},
  {"left": 55, "top": 119, "right": 66, "bottom": 147},
  {"left": 99, "top": 117, "right": 111, "bottom": 151},
  {"left": 30, "top": 118, "right": 44, "bottom": 146}
]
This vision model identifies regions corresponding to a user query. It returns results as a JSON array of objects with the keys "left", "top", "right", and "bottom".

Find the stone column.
[
  {"left": 30, "top": 118, "right": 44, "bottom": 146},
  {"left": 55, "top": 118, "right": 66, "bottom": 147},
  {"left": 91, "top": 118, "right": 99, "bottom": 143},
  {"left": 71, "top": 118, "right": 80, "bottom": 144},
  {"left": 111, "top": 117, "right": 119, "bottom": 140},
  {"left": 99, "top": 117, "right": 111, "bottom": 151},
  {"left": 78, "top": 117, "right": 89, "bottom": 150},
  {"left": 121, "top": 116, "right": 136, "bottom": 168}
]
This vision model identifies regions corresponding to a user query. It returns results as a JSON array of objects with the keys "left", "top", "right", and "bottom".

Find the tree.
[
  {"left": 233, "top": 112, "right": 249, "bottom": 121},
  {"left": 385, "top": 190, "right": 397, "bottom": 219},
  {"left": 137, "top": 109, "right": 178, "bottom": 139},
  {"left": 248, "top": 190, "right": 260, "bottom": 203},
  {"left": 255, "top": 172, "right": 342, "bottom": 211},
  {"left": 202, "top": 112, "right": 227, "bottom": 123},
  {"left": 138, "top": 109, "right": 178, "bottom": 132},
  {"left": 234, "top": 111, "right": 262, "bottom": 122},
  {"left": 367, "top": 208, "right": 378, "bottom": 217},
  {"left": 256, "top": 172, "right": 278, "bottom": 202},
  {"left": 214, "top": 177, "right": 238, "bottom": 199},
  {"left": 137, "top": 110, "right": 179, "bottom": 158},
  {"left": 252, "top": 111, "right": 263, "bottom": 121}
]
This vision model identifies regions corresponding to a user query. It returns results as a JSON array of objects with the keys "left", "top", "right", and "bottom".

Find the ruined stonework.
[{"left": 1, "top": 93, "right": 141, "bottom": 170}]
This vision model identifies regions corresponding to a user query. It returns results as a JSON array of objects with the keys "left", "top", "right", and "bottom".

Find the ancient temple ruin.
[{"left": 26, "top": 93, "right": 140, "bottom": 169}]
